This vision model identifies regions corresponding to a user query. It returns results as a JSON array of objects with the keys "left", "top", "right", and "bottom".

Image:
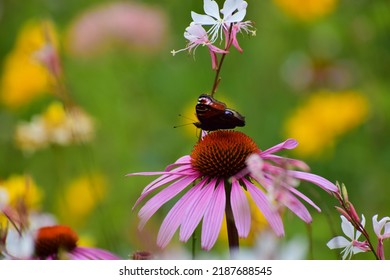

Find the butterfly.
[{"left": 193, "top": 94, "right": 245, "bottom": 131}]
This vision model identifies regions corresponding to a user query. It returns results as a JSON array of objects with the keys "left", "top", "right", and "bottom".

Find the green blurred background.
[{"left": 1, "top": 0, "right": 390, "bottom": 259}]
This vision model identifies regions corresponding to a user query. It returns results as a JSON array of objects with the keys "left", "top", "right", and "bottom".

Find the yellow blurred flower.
[
  {"left": 57, "top": 174, "right": 107, "bottom": 227},
  {"left": 15, "top": 101, "right": 95, "bottom": 152},
  {"left": 43, "top": 101, "right": 67, "bottom": 126},
  {"left": 0, "top": 20, "right": 58, "bottom": 108},
  {"left": 284, "top": 90, "right": 369, "bottom": 157},
  {"left": 219, "top": 192, "right": 269, "bottom": 247},
  {"left": 0, "top": 174, "right": 42, "bottom": 210},
  {"left": 273, "top": 0, "right": 338, "bottom": 22},
  {"left": 0, "top": 175, "right": 43, "bottom": 227},
  {"left": 42, "top": 102, "right": 95, "bottom": 146}
]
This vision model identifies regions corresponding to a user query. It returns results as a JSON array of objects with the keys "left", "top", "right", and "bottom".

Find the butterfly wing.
[
  {"left": 194, "top": 94, "right": 245, "bottom": 131},
  {"left": 195, "top": 94, "right": 226, "bottom": 130}
]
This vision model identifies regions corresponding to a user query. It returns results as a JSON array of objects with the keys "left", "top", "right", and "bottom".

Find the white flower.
[
  {"left": 372, "top": 214, "right": 390, "bottom": 240},
  {"left": 14, "top": 117, "right": 49, "bottom": 153},
  {"left": 372, "top": 214, "right": 390, "bottom": 259},
  {"left": 4, "top": 229, "right": 35, "bottom": 259},
  {"left": 3, "top": 212, "right": 56, "bottom": 259},
  {"left": 172, "top": 23, "right": 211, "bottom": 55},
  {"left": 327, "top": 215, "right": 370, "bottom": 259},
  {"left": 191, "top": 0, "right": 248, "bottom": 43},
  {"left": 171, "top": 23, "right": 227, "bottom": 69}
]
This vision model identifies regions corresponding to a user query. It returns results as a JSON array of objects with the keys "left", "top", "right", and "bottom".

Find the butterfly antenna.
[
  {"left": 178, "top": 114, "right": 196, "bottom": 122},
  {"left": 173, "top": 114, "right": 198, "bottom": 129},
  {"left": 173, "top": 123, "right": 194, "bottom": 129}
]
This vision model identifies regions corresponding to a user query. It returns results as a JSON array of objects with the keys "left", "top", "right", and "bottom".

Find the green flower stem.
[{"left": 224, "top": 181, "right": 239, "bottom": 256}]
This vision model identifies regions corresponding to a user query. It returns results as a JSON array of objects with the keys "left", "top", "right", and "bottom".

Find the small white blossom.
[
  {"left": 372, "top": 214, "right": 390, "bottom": 240},
  {"left": 171, "top": 23, "right": 227, "bottom": 69},
  {"left": 372, "top": 214, "right": 390, "bottom": 259},
  {"left": 191, "top": 0, "right": 248, "bottom": 43},
  {"left": 327, "top": 215, "right": 370, "bottom": 259}
]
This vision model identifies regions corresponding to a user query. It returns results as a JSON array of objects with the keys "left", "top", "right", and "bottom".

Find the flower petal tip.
[{"left": 284, "top": 138, "right": 298, "bottom": 149}]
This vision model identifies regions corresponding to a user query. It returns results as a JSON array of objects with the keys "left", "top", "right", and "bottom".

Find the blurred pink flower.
[{"left": 66, "top": 1, "right": 168, "bottom": 56}]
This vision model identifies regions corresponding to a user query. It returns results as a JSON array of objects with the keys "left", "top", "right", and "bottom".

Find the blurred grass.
[{"left": 1, "top": 0, "right": 390, "bottom": 259}]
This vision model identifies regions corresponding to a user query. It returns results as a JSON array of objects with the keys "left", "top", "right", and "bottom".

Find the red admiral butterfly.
[{"left": 194, "top": 94, "right": 245, "bottom": 131}]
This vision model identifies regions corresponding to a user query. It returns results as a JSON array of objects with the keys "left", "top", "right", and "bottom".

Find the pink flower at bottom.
[
  {"left": 34, "top": 225, "right": 120, "bottom": 260},
  {"left": 128, "top": 131, "right": 337, "bottom": 251}
]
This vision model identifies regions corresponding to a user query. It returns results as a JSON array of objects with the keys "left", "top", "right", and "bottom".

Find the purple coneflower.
[
  {"left": 128, "top": 130, "right": 338, "bottom": 251},
  {"left": 34, "top": 225, "right": 120, "bottom": 260}
]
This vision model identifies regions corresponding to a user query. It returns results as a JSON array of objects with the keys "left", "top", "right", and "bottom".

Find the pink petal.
[
  {"left": 157, "top": 182, "right": 204, "bottom": 248},
  {"left": 132, "top": 174, "right": 183, "bottom": 209},
  {"left": 201, "top": 180, "right": 226, "bottom": 250},
  {"left": 287, "top": 186, "right": 321, "bottom": 212},
  {"left": 288, "top": 171, "right": 338, "bottom": 193},
  {"left": 165, "top": 164, "right": 198, "bottom": 174},
  {"left": 165, "top": 156, "right": 192, "bottom": 170},
  {"left": 71, "top": 247, "right": 120, "bottom": 260},
  {"left": 208, "top": 44, "right": 228, "bottom": 54},
  {"left": 230, "top": 27, "right": 243, "bottom": 53},
  {"left": 261, "top": 154, "right": 310, "bottom": 171},
  {"left": 208, "top": 47, "right": 218, "bottom": 70},
  {"left": 260, "top": 139, "right": 298, "bottom": 156},
  {"left": 231, "top": 179, "right": 250, "bottom": 238},
  {"left": 281, "top": 191, "right": 312, "bottom": 223},
  {"left": 243, "top": 178, "right": 284, "bottom": 236},
  {"left": 140, "top": 171, "right": 185, "bottom": 194},
  {"left": 179, "top": 178, "right": 217, "bottom": 242},
  {"left": 138, "top": 175, "right": 198, "bottom": 229},
  {"left": 126, "top": 171, "right": 167, "bottom": 177},
  {"left": 377, "top": 239, "right": 385, "bottom": 260}
]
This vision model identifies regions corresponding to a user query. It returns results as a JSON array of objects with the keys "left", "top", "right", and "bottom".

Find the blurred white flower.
[
  {"left": 15, "top": 117, "right": 49, "bottom": 153},
  {"left": 14, "top": 102, "right": 95, "bottom": 153},
  {"left": 3, "top": 212, "right": 56, "bottom": 259},
  {"left": 231, "top": 230, "right": 308, "bottom": 259}
]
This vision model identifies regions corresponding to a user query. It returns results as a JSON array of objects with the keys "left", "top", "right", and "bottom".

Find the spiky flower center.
[
  {"left": 191, "top": 131, "right": 259, "bottom": 178},
  {"left": 34, "top": 225, "right": 78, "bottom": 259}
]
